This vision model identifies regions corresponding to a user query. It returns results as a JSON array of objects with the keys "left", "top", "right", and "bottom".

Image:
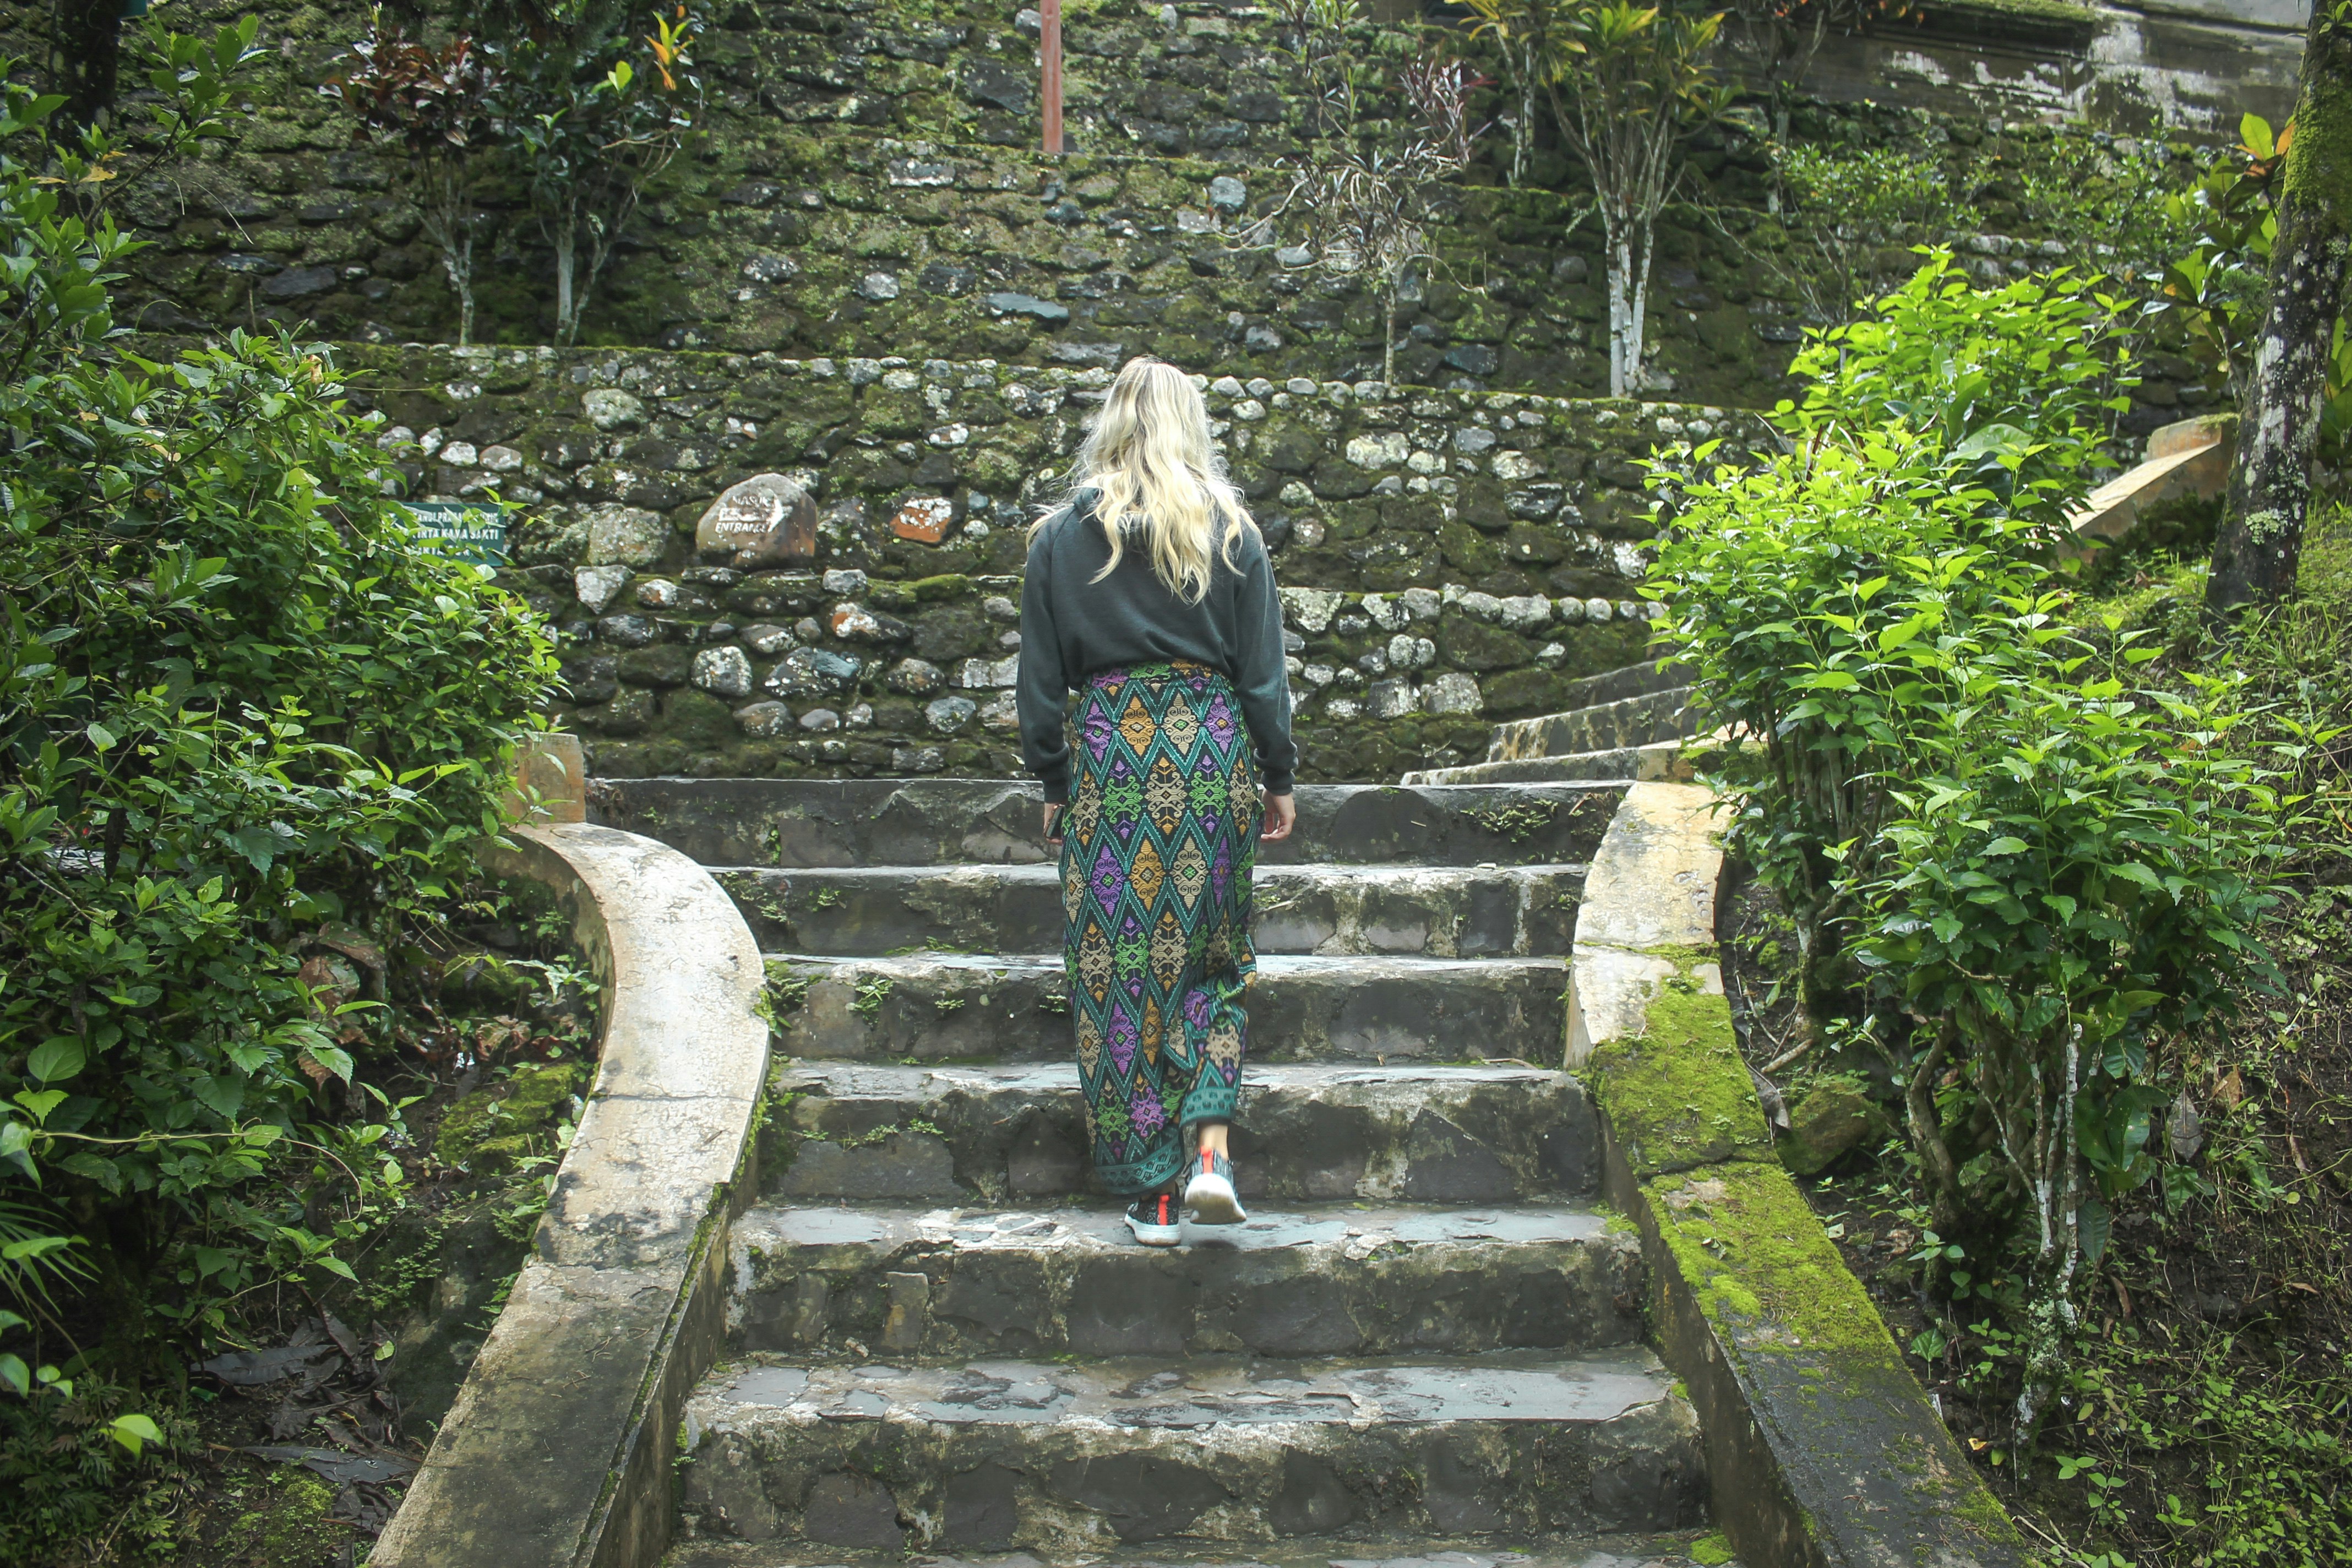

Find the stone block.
[{"left": 696, "top": 474, "right": 816, "bottom": 570}]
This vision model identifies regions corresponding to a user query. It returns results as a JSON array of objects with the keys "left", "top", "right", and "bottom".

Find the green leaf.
[
  {"left": 0, "top": 1354, "right": 27, "bottom": 1396},
  {"left": 191, "top": 1074, "right": 246, "bottom": 1120},
  {"left": 1981, "top": 836, "right": 2029, "bottom": 857},
  {"left": 106, "top": 1413, "right": 164, "bottom": 1456},
  {"left": 25, "top": 1038, "right": 84, "bottom": 1085},
  {"left": 1, "top": 1122, "right": 40, "bottom": 1180},
  {"left": 11, "top": 1090, "right": 67, "bottom": 1125},
  {"left": 2239, "top": 112, "right": 2274, "bottom": 160},
  {"left": 306, "top": 1044, "right": 355, "bottom": 1085},
  {"left": 311, "top": 1256, "right": 357, "bottom": 1282}
]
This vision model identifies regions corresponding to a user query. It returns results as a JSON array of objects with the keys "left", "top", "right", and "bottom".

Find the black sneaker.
[
  {"left": 1125, "top": 1191, "right": 1182, "bottom": 1246},
  {"left": 1183, "top": 1149, "right": 1246, "bottom": 1226}
]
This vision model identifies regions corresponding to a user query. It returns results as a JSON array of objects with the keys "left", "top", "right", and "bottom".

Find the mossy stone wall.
[
  {"left": 328, "top": 342, "right": 1768, "bottom": 779},
  {"left": 39, "top": 0, "right": 2242, "bottom": 416}
]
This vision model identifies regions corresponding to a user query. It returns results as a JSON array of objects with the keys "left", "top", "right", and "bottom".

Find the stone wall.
[
  {"left": 328, "top": 342, "right": 1772, "bottom": 781},
  {"left": 60, "top": 0, "right": 2258, "bottom": 411}
]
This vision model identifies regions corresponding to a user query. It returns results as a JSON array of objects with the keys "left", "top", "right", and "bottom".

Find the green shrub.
[
  {"left": 1652, "top": 252, "right": 2285, "bottom": 1446},
  {"left": 1648, "top": 434, "right": 2050, "bottom": 1019},
  {"left": 1776, "top": 250, "right": 2135, "bottom": 530},
  {"left": 0, "top": 27, "right": 558, "bottom": 1355},
  {"left": 1857, "top": 631, "right": 2284, "bottom": 1440}
]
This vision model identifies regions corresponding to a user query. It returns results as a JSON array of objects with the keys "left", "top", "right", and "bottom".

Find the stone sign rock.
[{"left": 696, "top": 474, "right": 816, "bottom": 570}]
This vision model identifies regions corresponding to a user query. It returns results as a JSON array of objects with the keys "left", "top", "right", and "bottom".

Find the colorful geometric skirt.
[{"left": 1060, "top": 660, "right": 1260, "bottom": 1195}]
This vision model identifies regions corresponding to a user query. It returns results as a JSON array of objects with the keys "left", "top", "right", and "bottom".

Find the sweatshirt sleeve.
[
  {"left": 1016, "top": 521, "right": 1076, "bottom": 803},
  {"left": 1231, "top": 532, "right": 1298, "bottom": 795}
]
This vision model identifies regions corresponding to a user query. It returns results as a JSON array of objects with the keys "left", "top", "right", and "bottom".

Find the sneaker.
[
  {"left": 1183, "top": 1149, "right": 1246, "bottom": 1226},
  {"left": 1125, "top": 1192, "right": 1183, "bottom": 1246}
]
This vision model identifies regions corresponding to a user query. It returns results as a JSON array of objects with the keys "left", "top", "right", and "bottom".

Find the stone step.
[
  {"left": 663, "top": 1533, "right": 1746, "bottom": 1568},
  {"left": 715, "top": 863, "right": 1587, "bottom": 959},
  {"left": 1400, "top": 742, "right": 1692, "bottom": 788},
  {"left": 765, "top": 1061, "right": 1594, "bottom": 1206},
  {"left": 1552, "top": 659, "right": 1695, "bottom": 713},
  {"left": 764, "top": 952, "right": 1568, "bottom": 1066},
  {"left": 678, "top": 1348, "right": 1707, "bottom": 1548},
  {"left": 729, "top": 1201, "right": 1642, "bottom": 1360},
  {"left": 1483, "top": 688, "right": 1696, "bottom": 766},
  {"left": 590, "top": 778, "right": 1623, "bottom": 869}
]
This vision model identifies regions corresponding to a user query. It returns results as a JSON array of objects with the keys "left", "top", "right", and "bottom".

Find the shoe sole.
[
  {"left": 1124, "top": 1218, "right": 1182, "bottom": 1246},
  {"left": 1183, "top": 1171, "right": 1246, "bottom": 1226}
]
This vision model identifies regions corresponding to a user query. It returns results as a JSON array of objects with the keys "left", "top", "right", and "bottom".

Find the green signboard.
[{"left": 399, "top": 500, "right": 508, "bottom": 567}]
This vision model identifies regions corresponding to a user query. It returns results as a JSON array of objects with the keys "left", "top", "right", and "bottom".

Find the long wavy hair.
[{"left": 1035, "top": 356, "right": 1256, "bottom": 603}]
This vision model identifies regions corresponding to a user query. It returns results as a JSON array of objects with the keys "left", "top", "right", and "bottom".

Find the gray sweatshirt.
[{"left": 1017, "top": 491, "right": 1298, "bottom": 804}]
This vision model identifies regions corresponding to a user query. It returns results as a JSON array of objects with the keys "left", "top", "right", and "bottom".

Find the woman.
[{"left": 1016, "top": 356, "right": 1298, "bottom": 1246}]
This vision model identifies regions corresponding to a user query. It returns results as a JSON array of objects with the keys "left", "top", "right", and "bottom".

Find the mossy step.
[
  {"left": 662, "top": 1534, "right": 1748, "bottom": 1568},
  {"left": 714, "top": 862, "right": 1587, "bottom": 959},
  {"left": 1550, "top": 660, "right": 1696, "bottom": 714},
  {"left": 677, "top": 1348, "right": 1706, "bottom": 1547},
  {"left": 592, "top": 777, "right": 1624, "bottom": 869},
  {"left": 728, "top": 1200, "right": 1642, "bottom": 1360},
  {"left": 762, "top": 951, "right": 1568, "bottom": 1066},
  {"left": 1400, "top": 742, "right": 1692, "bottom": 788},
  {"left": 766, "top": 1060, "right": 1597, "bottom": 1206},
  {"left": 1484, "top": 688, "right": 1698, "bottom": 765}
]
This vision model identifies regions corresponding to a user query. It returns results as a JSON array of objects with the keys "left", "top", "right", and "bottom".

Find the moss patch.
[
  {"left": 1643, "top": 1159, "right": 1899, "bottom": 1359},
  {"left": 1587, "top": 948, "right": 1774, "bottom": 1178},
  {"left": 435, "top": 1060, "right": 589, "bottom": 1171},
  {"left": 184, "top": 1464, "right": 347, "bottom": 1566}
]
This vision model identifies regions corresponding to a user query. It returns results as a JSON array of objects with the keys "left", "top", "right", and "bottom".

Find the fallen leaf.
[
  {"left": 200, "top": 1343, "right": 340, "bottom": 1387},
  {"left": 241, "top": 1445, "right": 415, "bottom": 1486}
]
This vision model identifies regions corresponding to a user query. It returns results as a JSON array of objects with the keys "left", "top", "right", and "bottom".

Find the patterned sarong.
[{"left": 1060, "top": 660, "right": 1260, "bottom": 1194}]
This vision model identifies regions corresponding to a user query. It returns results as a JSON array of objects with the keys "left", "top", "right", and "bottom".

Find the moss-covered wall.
[
  {"left": 326, "top": 342, "right": 1768, "bottom": 779},
  {"left": 52, "top": 0, "right": 2248, "bottom": 414}
]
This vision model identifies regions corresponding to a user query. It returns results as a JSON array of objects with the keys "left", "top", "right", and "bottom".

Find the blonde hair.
[{"left": 1033, "top": 356, "right": 1256, "bottom": 603}]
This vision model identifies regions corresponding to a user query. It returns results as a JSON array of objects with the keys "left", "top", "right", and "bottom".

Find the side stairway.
[
  {"left": 589, "top": 770, "right": 1740, "bottom": 1567},
  {"left": 1399, "top": 663, "right": 1697, "bottom": 787}
]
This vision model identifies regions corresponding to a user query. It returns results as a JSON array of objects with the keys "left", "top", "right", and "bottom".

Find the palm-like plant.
[
  {"left": 502, "top": 1, "right": 703, "bottom": 346},
  {"left": 1468, "top": 0, "right": 1726, "bottom": 398},
  {"left": 323, "top": 12, "right": 503, "bottom": 346},
  {"left": 1261, "top": 0, "right": 1490, "bottom": 386}
]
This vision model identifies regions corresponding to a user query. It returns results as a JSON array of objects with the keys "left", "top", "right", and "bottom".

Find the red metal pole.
[{"left": 1041, "top": 0, "right": 1063, "bottom": 156}]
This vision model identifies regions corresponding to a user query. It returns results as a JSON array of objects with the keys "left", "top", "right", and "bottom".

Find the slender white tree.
[{"left": 1468, "top": 0, "right": 1725, "bottom": 396}]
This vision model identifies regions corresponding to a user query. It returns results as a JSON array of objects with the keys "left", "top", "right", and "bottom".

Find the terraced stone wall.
[
  {"left": 329, "top": 342, "right": 1771, "bottom": 780},
  {"left": 50, "top": 0, "right": 2248, "bottom": 412}
]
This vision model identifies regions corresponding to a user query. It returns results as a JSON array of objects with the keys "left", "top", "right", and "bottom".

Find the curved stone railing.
[
  {"left": 1566, "top": 781, "right": 2026, "bottom": 1568},
  {"left": 373, "top": 761, "right": 768, "bottom": 1568}
]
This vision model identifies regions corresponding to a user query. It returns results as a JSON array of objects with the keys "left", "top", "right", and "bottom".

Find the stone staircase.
[
  {"left": 586, "top": 771, "right": 1738, "bottom": 1567},
  {"left": 1400, "top": 664, "right": 1698, "bottom": 787}
]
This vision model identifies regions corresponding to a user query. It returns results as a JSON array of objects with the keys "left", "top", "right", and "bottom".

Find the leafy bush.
[
  {"left": 1858, "top": 634, "right": 2283, "bottom": 1436},
  {"left": 2145, "top": 113, "right": 2352, "bottom": 475},
  {"left": 1651, "top": 252, "right": 2283, "bottom": 1445},
  {"left": 0, "top": 25, "right": 558, "bottom": 1364},
  {"left": 1648, "top": 435, "right": 2050, "bottom": 1019},
  {"left": 1777, "top": 250, "right": 2135, "bottom": 529},
  {"left": 0, "top": 1307, "right": 187, "bottom": 1564}
]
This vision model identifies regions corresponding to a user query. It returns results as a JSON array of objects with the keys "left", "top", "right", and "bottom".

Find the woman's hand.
[
  {"left": 1260, "top": 790, "right": 1295, "bottom": 842},
  {"left": 1043, "top": 802, "right": 1065, "bottom": 845}
]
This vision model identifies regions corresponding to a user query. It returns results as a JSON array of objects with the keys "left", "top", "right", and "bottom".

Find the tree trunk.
[
  {"left": 553, "top": 210, "right": 579, "bottom": 348},
  {"left": 1382, "top": 279, "right": 1397, "bottom": 387},
  {"left": 1608, "top": 230, "right": 1636, "bottom": 398},
  {"left": 50, "top": 0, "right": 123, "bottom": 128},
  {"left": 2205, "top": 2, "right": 2351, "bottom": 616}
]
